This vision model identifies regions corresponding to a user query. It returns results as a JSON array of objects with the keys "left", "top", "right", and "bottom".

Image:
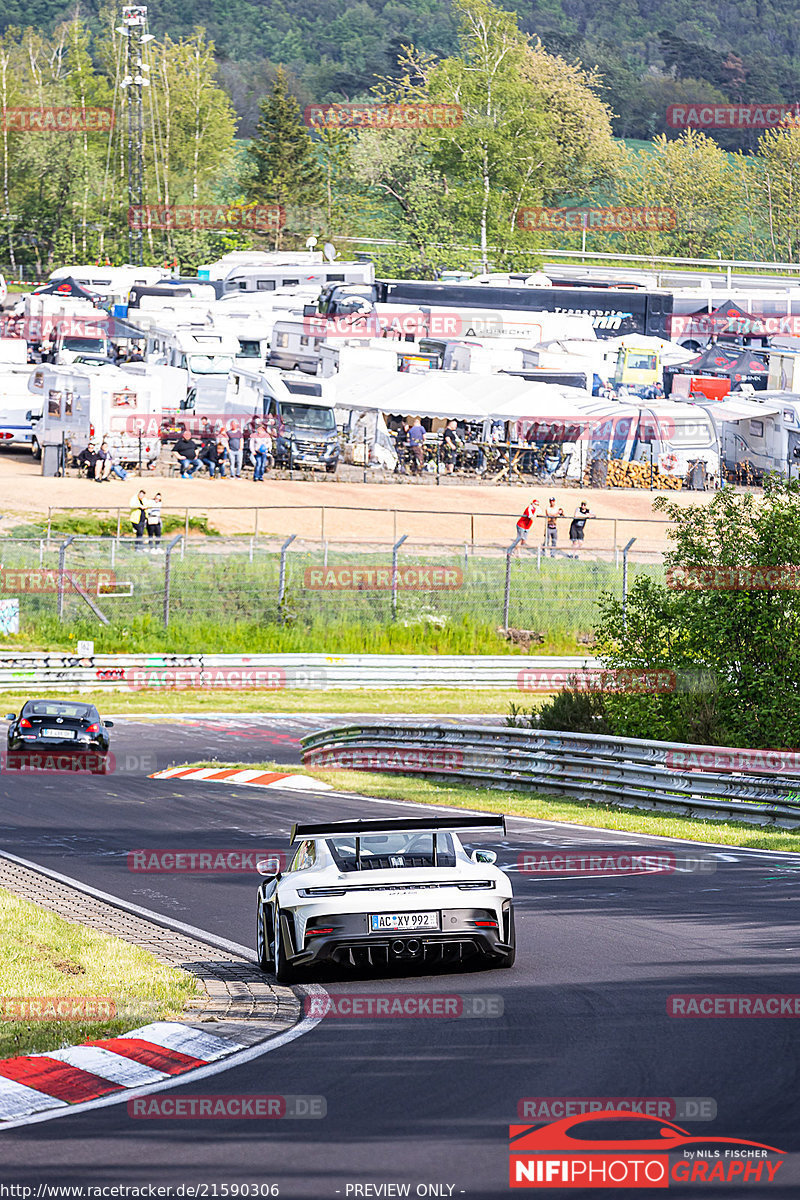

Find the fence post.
[
  {"left": 622, "top": 537, "right": 636, "bottom": 631},
  {"left": 57, "top": 535, "right": 75, "bottom": 622},
  {"left": 503, "top": 533, "right": 523, "bottom": 629},
  {"left": 278, "top": 533, "right": 296, "bottom": 620},
  {"left": 163, "top": 534, "right": 183, "bottom": 628},
  {"left": 47, "top": 509, "right": 52, "bottom": 546},
  {"left": 184, "top": 508, "right": 189, "bottom": 540},
  {"left": 116, "top": 508, "right": 122, "bottom": 541},
  {"left": 391, "top": 534, "right": 408, "bottom": 619}
]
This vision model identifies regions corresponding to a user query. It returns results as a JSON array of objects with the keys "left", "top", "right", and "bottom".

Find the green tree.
[
  {"left": 595, "top": 478, "right": 800, "bottom": 749},
  {"left": 247, "top": 66, "right": 323, "bottom": 246},
  {"left": 755, "top": 122, "right": 800, "bottom": 262}
]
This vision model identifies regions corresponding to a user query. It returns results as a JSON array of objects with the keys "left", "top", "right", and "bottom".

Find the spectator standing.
[
  {"left": 173, "top": 430, "right": 200, "bottom": 477},
  {"left": 250, "top": 426, "right": 270, "bottom": 481},
  {"left": 515, "top": 497, "right": 539, "bottom": 551},
  {"left": 407, "top": 416, "right": 425, "bottom": 474},
  {"left": 544, "top": 497, "right": 565, "bottom": 557},
  {"left": 226, "top": 426, "right": 244, "bottom": 479},
  {"left": 129, "top": 489, "right": 147, "bottom": 549},
  {"left": 394, "top": 420, "right": 409, "bottom": 475},
  {"left": 569, "top": 501, "right": 596, "bottom": 550},
  {"left": 441, "top": 420, "right": 462, "bottom": 474},
  {"left": 146, "top": 492, "right": 163, "bottom": 550}
]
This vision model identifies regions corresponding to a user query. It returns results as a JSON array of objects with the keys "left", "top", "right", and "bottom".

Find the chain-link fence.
[{"left": 0, "top": 534, "right": 664, "bottom": 648}]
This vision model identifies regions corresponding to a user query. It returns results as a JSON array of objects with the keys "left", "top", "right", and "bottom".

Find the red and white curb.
[
  {"left": 149, "top": 765, "right": 332, "bottom": 790},
  {"left": 0, "top": 1022, "right": 247, "bottom": 1122}
]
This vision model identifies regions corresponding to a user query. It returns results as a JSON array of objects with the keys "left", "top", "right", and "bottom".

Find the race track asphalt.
[{"left": 0, "top": 715, "right": 797, "bottom": 1199}]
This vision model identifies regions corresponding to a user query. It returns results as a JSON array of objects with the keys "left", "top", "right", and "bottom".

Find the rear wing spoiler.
[{"left": 290, "top": 815, "right": 506, "bottom": 843}]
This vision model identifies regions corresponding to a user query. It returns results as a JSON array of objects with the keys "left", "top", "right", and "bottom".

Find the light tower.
[{"left": 118, "top": 5, "right": 153, "bottom": 265}]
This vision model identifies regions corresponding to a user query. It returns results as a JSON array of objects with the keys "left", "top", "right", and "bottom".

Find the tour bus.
[{"left": 316, "top": 280, "right": 675, "bottom": 339}]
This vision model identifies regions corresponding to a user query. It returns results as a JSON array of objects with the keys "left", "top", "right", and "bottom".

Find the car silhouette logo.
[{"left": 509, "top": 1112, "right": 783, "bottom": 1154}]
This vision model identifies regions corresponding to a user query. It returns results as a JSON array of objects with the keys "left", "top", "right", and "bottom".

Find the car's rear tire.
[
  {"left": 256, "top": 899, "right": 273, "bottom": 972},
  {"left": 273, "top": 905, "right": 298, "bottom": 983}
]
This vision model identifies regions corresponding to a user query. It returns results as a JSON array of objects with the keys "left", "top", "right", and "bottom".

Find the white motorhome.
[
  {"left": 198, "top": 250, "right": 326, "bottom": 282},
  {"left": 226, "top": 366, "right": 340, "bottom": 471},
  {"left": 693, "top": 391, "right": 800, "bottom": 481},
  {"left": 0, "top": 364, "right": 39, "bottom": 450},
  {"left": 145, "top": 323, "right": 239, "bottom": 384},
  {"left": 29, "top": 362, "right": 188, "bottom": 466},
  {"left": 222, "top": 259, "right": 375, "bottom": 295}
]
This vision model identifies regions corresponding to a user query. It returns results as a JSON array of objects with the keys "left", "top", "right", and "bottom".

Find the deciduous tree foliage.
[{"left": 595, "top": 478, "right": 800, "bottom": 749}]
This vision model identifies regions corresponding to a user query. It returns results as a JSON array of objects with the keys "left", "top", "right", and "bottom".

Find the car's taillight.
[
  {"left": 305, "top": 927, "right": 334, "bottom": 938},
  {"left": 86, "top": 722, "right": 100, "bottom": 733},
  {"left": 19, "top": 718, "right": 32, "bottom": 728},
  {"left": 472, "top": 920, "right": 499, "bottom": 928}
]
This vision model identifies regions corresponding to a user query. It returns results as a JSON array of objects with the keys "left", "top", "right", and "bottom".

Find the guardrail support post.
[
  {"left": 392, "top": 534, "right": 408, "bottom": 619},
  {"left": 279, "top": 533, "right": 297, "bottom": 621},
  {"left": 163, "top": 534, "right": 183, "bottom": 628},
  {"left": 622, "top": 537, "right": 636, "bottom": 630},
  {"left": 503, "top": 533, "right": 523, "bottom": 629},
  {"left": 57, "top": 535, "right": 75, "bottom": 622}
]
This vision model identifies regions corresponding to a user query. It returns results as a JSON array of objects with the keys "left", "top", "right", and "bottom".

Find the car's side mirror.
[
  {"left": 103, "top": 720, "right": 114, "bottom": 728},
  {"left": 5, "top": 713, "right": 16, "bottom": 721},
  {"left": 471, "top": 849, "right": 497, "bottom": 865},
  {"left": 256, "top": 859, "right": 280, "bottom": 878}
]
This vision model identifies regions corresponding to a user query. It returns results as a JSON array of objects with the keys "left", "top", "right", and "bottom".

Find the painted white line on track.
[{"left": 45, "top": 1046, "right": 168, "bottom": 1087}]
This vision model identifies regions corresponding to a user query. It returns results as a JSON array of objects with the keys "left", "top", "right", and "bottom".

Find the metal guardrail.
[
  {"left": 0, "top": 653, "right": 597, "bottom": 692},
  {"left": 300, "top": 723, "right": 800, "bottom": 828}
]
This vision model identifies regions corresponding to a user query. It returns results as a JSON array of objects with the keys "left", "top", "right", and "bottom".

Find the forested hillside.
[{"left": 2, "top": 0, "right": 798, "bottom": 141}]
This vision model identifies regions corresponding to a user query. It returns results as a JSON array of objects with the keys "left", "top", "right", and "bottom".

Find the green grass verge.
[
  {"left": 0, "top": 688, "right": 522, "bottom": 715},
  {"left": 188, "top": 761, "right": 800, "bottom": 854},
  {"left": 0, "top": 887, "right": 201, "bottom": 1058}
]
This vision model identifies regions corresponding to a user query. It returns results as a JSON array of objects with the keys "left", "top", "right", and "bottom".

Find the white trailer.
[{"left": 29, "top": 362, "right": 188, "bottom": 466}]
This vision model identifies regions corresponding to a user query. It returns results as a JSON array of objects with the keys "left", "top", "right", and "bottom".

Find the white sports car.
[{"left": 256, "top": 815, "right": 515, "bottom": 981}]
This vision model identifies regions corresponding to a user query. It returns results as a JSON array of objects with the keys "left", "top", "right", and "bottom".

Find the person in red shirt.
[{"left": 515, "top": 498, "right": 539, "bottom": 551}]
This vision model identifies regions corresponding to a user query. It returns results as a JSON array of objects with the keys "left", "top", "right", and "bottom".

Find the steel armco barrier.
[
  {"left": 300, "top": 724, "right": 800, "bottom": 828},
  {"left": 0, "top": 653, "right": 596, "bottom": 692}
]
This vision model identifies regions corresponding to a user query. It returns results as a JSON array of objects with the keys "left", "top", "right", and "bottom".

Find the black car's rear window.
[{"left": 23, "top": 702, "right": 96, "bottom": 720}]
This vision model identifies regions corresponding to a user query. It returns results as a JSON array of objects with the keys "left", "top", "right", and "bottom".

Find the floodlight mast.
[{"left": 119, "top": 6, "right": 150, "bottom": 265}]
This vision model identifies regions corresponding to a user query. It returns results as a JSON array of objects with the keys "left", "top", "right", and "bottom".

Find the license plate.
[
  {"left": 370, "top": 912, "right": 439, "bottom": 933},
  {"left": 42, "top": 728, "right": 75, "bottom": 738}
]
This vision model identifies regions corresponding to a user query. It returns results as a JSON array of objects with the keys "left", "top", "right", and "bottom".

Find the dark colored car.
[{"left": 6, "top": 699, "right": 113, "bottom": 755}]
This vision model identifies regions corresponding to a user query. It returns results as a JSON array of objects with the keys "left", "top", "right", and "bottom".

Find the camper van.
[
  {"left": 29, "top": 362, "right": 188, "bottom": 466},
  {"left": 226, "top": 367, "right": 339, "bottom": 472},
  {"left": 145, "top": 323, "right": 239, "bottom": 384},
  {"left": 267, "top": 315, "right": 328, "bottom": 373},
  {"left": 694, "top": 391, "right": 800, "bottom": 482},
  {"left": 48, "top": 265, "right": 171, "bottom": 308},
  {"left": 222, "top": 259, "right": 374, "bottom": 295}
]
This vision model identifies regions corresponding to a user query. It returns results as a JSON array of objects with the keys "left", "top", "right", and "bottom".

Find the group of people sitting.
[
  {"left": 172, "top": 421, "right": 274, "bottom": 480},
  {"left": 74, "top": 437, "right": 129, "bottom": 481}
]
